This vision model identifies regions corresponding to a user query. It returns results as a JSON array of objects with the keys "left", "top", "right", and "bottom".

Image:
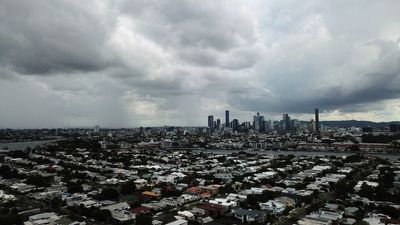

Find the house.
[
  {"left": 282, "top": 187, "right": 296, "bottom": 195},
  {"left": 298, "top": 207, "right": 343, "bottom": 225},
  {"left": 141, "top": 201, "right": 168, "bottom": 211},
  {"left": 80, "top": 200, "right": 101, "bottom": 208},
  {"left": 204, "top": 222, "right": 225, "bottom": 225},
  {"left": 131, "top": 206, "right": 151, "bottom": 215},
  {"left": 226, "top": 193, "right": 247, "bottom": 202},
  {"left": 102, "top": 202, "right": 134, "bottom": 222},
  {"left": 214, "top": 173, "right": 233, "bottom": 180},
  {"left": 10, "top": 183, "right": 35, "bottom": 193},
  {"left": 354, "top": 181, "right": 379, "bottom": 192},
  {"left": 344, "top": 207, "right": 359, "bottom": 217},
  {"left": 24, "top": 212, "right": 60, "bottom": 225},
  {"left": 134, "top": 179, "right": 148, "bottom": 188},
  {"left": 157, "top": 175, "right": 177, "bottom": 184},
  {"left": 0, "top": 190, "right": 16, "bottom": 203},
  {"left": 209, "top": 198, "right": 238, "bottom": 208},
  {"left": 197, "top": 203, "right": 227, "bottom": 216},
  {"left": 337, "top": 167, "right": 353, "bottom": 174},
  {"left": 274, "top": 196, "right": 295, "bottom": 206},
  {"left": 189, "top": 207, "right": 206, "bottom": 217},
  {"left": 363, "top": 213, "right": 392, "bottom": 225},
  {"left": 254, "top": 171, "right": 277, "bottom": 179},
  {"left": 175, "top": 183, "right": 188, "bottom": 191},
  {"left": 186, "top": 187, "right": 201, "bottom": 195},
  {"left": 298, "top": 214, "right": 333, "bottom": 225},
  {"left": 259, "top": 200, "right": 286, "bottom": 214},
  {"left": 240, "top": 187, "right": 266, "bottom": 195},
  {"left": 177, "top": 210, "right": 194, "bottom": 219},
  {"left": 142, "top": 191, "right": 161, "bottom": 199},
  {"left": 199, "top": 185, "right": 221, "bottom": 196},
  {"left": 64, "top": 193, "right": 88, "bottom": 206},
  {"left": 165, "top": 219, "right": 188, "bottom": 225},
  {"left": 161, "top": 197, "right": 180, "bottom": 207},
  {"left": 231, "top": 208, "right": 266, "bottom": 223},
  {"left": 179, "top": 194, "right": 199, "bottom": 203},
  {"left": 56, "top": 216, "right": 85, "bottom": 225}
]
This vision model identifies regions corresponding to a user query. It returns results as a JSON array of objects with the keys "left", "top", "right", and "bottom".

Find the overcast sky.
[{"left": 1, "top": 0, "right": 400, "bottom": 128}]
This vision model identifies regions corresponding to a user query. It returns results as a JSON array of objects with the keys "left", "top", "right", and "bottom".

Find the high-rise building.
[
  {"left": 311, "top": 119, "right": 315, "bottom": 133},
  {"left": 225, "top": 110, "right": 230, "bottom": 127},
  {"left": 259, "top": 116, "right": 265, "bottom": 132},
  {"left": 283, "top": 114, "right": 291, "bottom": 131},
  {"left": 253, "top": 112, "right": 266, "bottom": 133},
  {"left": 244, "top": 121, "right": 251, "bottom": 130},
  {"left": 232, "top": 119, "right": 239, "bottom": 132},
  {"left": 216, "top": 119, "right": 221, "bottom": 130},
  {"left": 93, "top": 125, "right": 100, "bottom": 133},
  {"left": 253, "top": 112, "right": 260, "bottom": 132},
  {"left": 208, "top": 115, "right": 214, "bottom": 129},
  {"left": 315, "top": 108, "right": 320, "bottom": 134}
]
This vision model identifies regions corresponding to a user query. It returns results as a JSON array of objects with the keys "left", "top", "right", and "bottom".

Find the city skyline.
[{"left": 1, "top": 1, "right": 400, "bottom": 128}]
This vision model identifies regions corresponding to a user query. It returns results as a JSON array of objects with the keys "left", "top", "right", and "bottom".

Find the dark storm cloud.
[
  {"left": 0, "top": 0, "right": 400, "bottom": 127},
  {"left": 0, "top": 0, "right": 115, "bottom": 75},
  {"left": 229, "top": 38, "right": 400, "bottom": 114}
]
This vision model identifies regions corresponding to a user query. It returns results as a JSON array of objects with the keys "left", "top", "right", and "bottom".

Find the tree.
[
  {"left": 0, "top": 214, "right": 24, "bottom": 225},
  {"left": 335, "top": 181, "right": 352, "bottom": 198},
  {"left": 1, "top": 169, "right": 20, "bottom": 179},
  {"left": 244, "top": 194, "right": 260, "bottom": 210},
  {"left": 50, "top": 197, "right": 63, "bottom": 210},
  {"left": 283, "top": 205, "right": 294, "bottom": 215},
  {"left": 358, "top": 184, "right": 375, "bottom": 199},
  {"left": 67, "top": 183, "right": 83, "bottom": 194},
  {"left": 120, "top": 181, "right": 136, "bottom": 195},
  {"left": 26, "top": 174, "right": 53, "bottom": 187},
  {"left": 0, "top": 165, "right": 11, "bottom": 175},
  {"left": 378, "top": 206, "right": 400, "bottom": 219},
  {"left": 90, "top": 208, "right": 112, "bottom": 221},
  {"left": 353, "top": 221, "right": 369, "bottom": 225},
  {"left": 219, "top": 184, "right": 235, "bottom": 195},
  {"left": 97, "top": 188, "right": 119, "bottom": 200},
  {"left": 135, "top": 213, "right": 152, "bottom": 225},
  {"left": 379, "top": 171, "right": 395, "bottom": 189}
]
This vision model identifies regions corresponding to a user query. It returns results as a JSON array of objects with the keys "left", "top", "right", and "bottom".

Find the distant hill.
[{"left": 321, "top": 120, "right": 400, "bottom": 128}]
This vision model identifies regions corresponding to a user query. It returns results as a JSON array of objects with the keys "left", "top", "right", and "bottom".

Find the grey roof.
[{"left": 233, "top": 208, "right": 265, "bottom": 218}]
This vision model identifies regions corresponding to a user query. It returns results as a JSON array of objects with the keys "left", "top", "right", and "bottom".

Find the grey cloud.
[
  {"left": 0, "top": 0, "right": 116, "bottom": 75},
  {"left": 228, "top": 39, "right": 400, "bottom": 114},
  {"left": 1, "top": 0, "right": 400, "bottom": 127}
]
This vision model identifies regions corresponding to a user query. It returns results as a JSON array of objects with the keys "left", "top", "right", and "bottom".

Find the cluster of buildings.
[
  {"left": 0, "top": 136, "right": 400, "bottom": 225},
  {"left": 207, "top": 109, "right": 321, "bottom": 134}
]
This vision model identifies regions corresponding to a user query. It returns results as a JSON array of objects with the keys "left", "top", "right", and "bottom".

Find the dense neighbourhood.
[{"left": 1, "top": 130, "right": 400, "bottom": 225}]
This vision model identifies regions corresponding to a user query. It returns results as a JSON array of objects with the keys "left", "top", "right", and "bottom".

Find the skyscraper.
[
  {"left": 253, "top": 112, "right": 266, "bottom": 133},
  {"left": 259, "top": 116, "right": 265, "bottom": 132},
  {"left": 253, "top": 112, "right": 260, "bottom": 132},
  {"left": 283, "top": 114, "right": 291, "bottom": 131},
  {"left": 216, "top": 119, "right": 221, "bottom": 130},
  {"left": 225, "top": 110, "right": 230, "bottom": 127},
  {"left": 208, "top": 115, "right": 214, "bottom": 128},
  {"left": 93, "top": 125, "right": 100, "bottom": 133},
  {"left": 232, "top": 119, "right": 239, "bottom": 132},
  {"left": 315, "top": 108, "right": 320, "bottom": 134}
]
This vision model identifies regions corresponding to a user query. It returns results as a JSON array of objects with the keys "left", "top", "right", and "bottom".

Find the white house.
[
  {"left": 102, "top": 202, "right": 134, "bottom": 222},
  {"left": 354, "top": 181, "right": 379, "bottom": 192},
  {"left": 165, "top": 219, "right": 188, "bottom": 225}
]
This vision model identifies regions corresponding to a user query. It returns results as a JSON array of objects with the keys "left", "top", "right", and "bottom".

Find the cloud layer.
[{"left": 0, "top": 0, "right": 400, "bottom": 128}]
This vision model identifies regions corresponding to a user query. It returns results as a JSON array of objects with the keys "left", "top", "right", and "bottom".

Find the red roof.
[
  {"left": 186, "top": 187, "right": 201, "bottom": 193},
  {"left": 131, "top": 206, "right": 151, "bottom": 214},
  {"left": 381, "top": 218, "right": 400, "bottom": 225},
  {"left": 197, "top": 203, "right": 226, "bottom": 212}
]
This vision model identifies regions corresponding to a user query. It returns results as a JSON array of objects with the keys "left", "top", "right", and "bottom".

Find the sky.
[{"left": 0, "top": 0, "right": 400, "bottom": 128}]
